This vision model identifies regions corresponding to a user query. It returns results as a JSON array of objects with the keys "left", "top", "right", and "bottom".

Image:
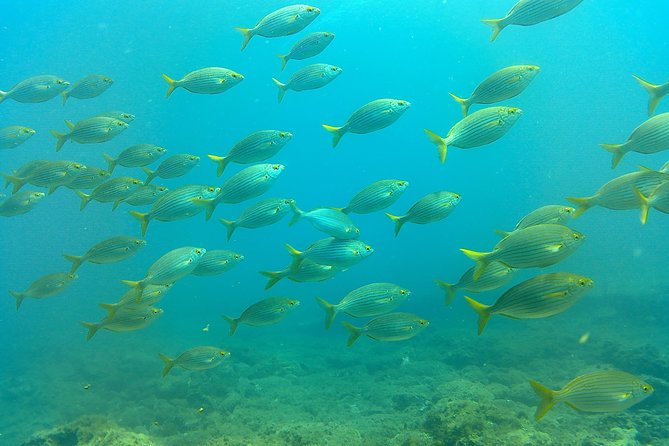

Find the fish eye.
[
  {"left": 195, "top": 249, "right": 202, "bottom": 254},
  {"left": 365, "top": 246, "right": 371, "bottom": 251},
  {"left": 272, "top": 165, "right": 279, "bottom": 170},
  {"left": 398, "top": 101, "right": 405, "bottom": 106},
  {"left": 642, "top": 385, "right": 651, "bottom": 392},
  {"left": 307, "top": 6, "right": 314, "bottom": 11},
  {"left": 208, "top": 187, "right": 214, "bottom": 192},
  {"left": 573, "top": 233, "right": 581, "bottom": 239},
  {"left": 400, "top": 290, "right": 407, "bottom": 295}
]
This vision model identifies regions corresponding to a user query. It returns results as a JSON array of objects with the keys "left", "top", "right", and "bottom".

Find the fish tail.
[
  {"left": 61, "top": 90, "right": 69, "bottom": 106},
  {"left": 277, "top": 54, "right": 289, "bottom": 71},
  {"left": 235, "top": 27, "right": 253, "bottom": 51},
  {"left": 322, "top": 124, "right": 346, "bottom": 148},
  {"left": 272, "top": 78, "right": 288, "bottom": 103},
  {"left": 103, "top": 153, "right": 117, "bottom": 174},
  {"left": 63, "top": 253, "right": 84, "bottom": 273},
  {"left": 161, "top": 73, "right": 178, "bottom": 98},
  {"left": 341, "top": 321, "right": 363, "bottom": 347},
  {"left": 98, "top": 302, "right": 120, "bottom": 319},
  {"left": 0, "top": 90, "right": 6, "bottom": 104},
  {"left": 9, "top": 290, "right": 25, "bottom": 310},
  {"left": 495, "top": 229, "right": 512, "bottom": 238},
  {"left": 632, "top": 74, "right": 663, "bottom": 115},
  {"left": 464, "top": 296, "right": 492, "bottom": 335},
  {"left": 285, "top": 243, "right": 303, "bottom": 259},
  {"left": 207, "top": 154, "right": 229, "bottom": 177},
  {"left": 259, "top": 270, "right": 286, "bottom": 289},
  {"left": 599, "top": 143, "right": 627, "bottom": 169},
  {"left": 80, "top": 321, "right": 101, "bottom": 341},
  {"left": 448, "top": 92, "right": 470, "bottom": 117},
  {"left": 315, "top": 296, "right": 337, "bottom": 330},
  {"left": 50, "top": 129, "right": 69, "bottom": 152},
  {"left": 424, "top": 128, "right": 448, "bottom": 164},
  {"left": 565, "top": 196, "right": 594, "bottom": 218},
  {"left": 191, "top": 197, "right": 218, "bottom": 221},
  {"left": 142, "top": 167, "right": 156, "bottom": 185},
  {"left": 288, "top": 202, "right": 303, "bottom": 226},
  {"left": 2, "top": 174, "right": 24, "bottom": 194},
  {"left": 222, "top": 315, "right": 239, "bottom": 336},
  {"left": 529, "top": 379, "right": 557, "bottom": 421},
  {"left": 459, "top": 248, "right": 490, "bottom": 280},
  {"left": 219, "top": 218, "right": 237, "bottom": 241},
  {"left": 434, "top": 280, "right": 457, "bottom": 306},
  {"left": 75, "top": 190, "right": 92, "bottom": 211},
  {"left": 128, "top": 210, "right": 150, "bottom": 237},
  {"left": 481, "top": 18, "right": 505, "bottom": 42},
  {"left": 385, "top": 212, "right": 405, "bottom": 237},
  {"left": 121, "top": 279, "right": 144, "bottom": 303},
  {"left": 159, "top": 353, "right": 175, "bottom": 377},
  {"left": 633, "top": 187, "right": 651, "bottom": 225}
]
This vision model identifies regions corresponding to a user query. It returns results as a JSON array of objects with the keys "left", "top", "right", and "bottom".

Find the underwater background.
[{"left": 1, "top": 0, "right": 668, "bottom": 444}]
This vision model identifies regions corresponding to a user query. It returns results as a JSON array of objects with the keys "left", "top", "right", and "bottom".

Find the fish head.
[
  {"left": 523, "top": 65, "right": 541, "bottom": 79},
  {"left": 287, "top": 299, "right": 300, "bottom": 307},
  {"left": 193, "top": 247, "right": 207, "bottom": 259},
  {"left": 399, "top": 288, "right": 411, "bottom": 298},
  {"left": 418, "top": 319, "right": 430, "bottom": 327},
  {"left": 120, "top": 112, "right": 135, "bottom": 122},
  {"left": 131, "top": 178, "right": 144, "bottom": 186},
  {"left": 275, "top": 130, "right": 293, "bottom": 144},
  {"left": 114, "top": 119, "right": 129, "bottom": 129},
  {"left": 325, "top": 65, "right": 343, "bottom": 79},
  {"left": 135, "top": 238, "right": 148, "bottom": 247},
  {"left": 30, "top": 192, "right": 46, "bottom": 202},
  {"left": 103, "top": 77, "right": 114, "bottom": 85},
  {"left": 560, "top": 206, "right": 576, "bottom": 220},
  {"left": 356, "top": 243, "right": 374, "bottom": 258},
  {"left": 569, "top": 230, "right": 586, "bottom": 246},
  {"left": 219, "top": 350, "right": 231, "bottom": 358},
  {"left": 639, "top": 382, "right": 654, "bottom": 397},
  {"left": 151, "top": 308, "right": 165, "bottom": 317},
  {"left": 393, "top": 99, "right": 411, "bottom": 113},
  {"left": 347, "top": 226, "right": 361, "bottom": 236},
  {"left": 154, "top": 146, "right": 168, "bottom": 155},
  {"left": 229, "top": 71, "right": 245, "bottom": 83},
  {"left": 395, "top": 180, "right": 410, "bottom": 191},
  {"left": 201, "top": 186, "right": 221, "bottom": 199},
  {"left": 303, "top": 5, "right": 321, "bottom": 18},
  {"left": 56, "top": 79, "right": 70, "bottom": 87},
  {"left": 267, "top": 164, "right": 285, "bottom": 179},
  {"left": 68, "top": 163, "right": 88, "bottom": 175},
  {"left": 21, "top": 127, "right": 36, "bottom": 136},
  {"left": 501, "top": 107, "right": 523, "bottom": 124},
  {"left": 449, "top": 192, "right": 462, "bottom": 205},
  {"left": 67, "top": 273, "right": 79, "bottom": 281},
  {"left": 322, "top": 32, "right": 335, "bottom": 41},
  {"left": 233, "top": 253, "right": 245, "bottom": 263}
]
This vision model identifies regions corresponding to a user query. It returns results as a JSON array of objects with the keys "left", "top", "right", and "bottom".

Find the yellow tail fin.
[
  {"left": 424, "top": 128, "right": 448, "bottom": 164},
  {"left": 529, "top": 380, "right": 557, "bottom": 421},
  {"left": 259, "top": 269, "right": 286, "bottom": 289},
  {"left": 481, "top": 18, "right": 505, "bottom": 42},
  {"left": 222, "top": 315, "right": 240, "bottom": 336},
  {"left": 434, "top": 280, "right": 457, "bottom": 306},
  {"left": 632, "top": 74, "right": 664, "bottom": 116},
  {"left": 315, "top": 296, "right": 337, "bottom": 330},
  {"left": 385, "top": 212, "right": 405, "bottom": 237},
  {"left": 9, "top": 290, "right": 25, "bottom": 310},
  {"left": 128, "top": 210, "right": 151, "bottom": 237},
  {"left": 448, "top": 92, "right": 471, "bottom": 117},
  {"left": 565, "top": 196, "right": 594, "bottom": 218},
  {"left": 219, "top": 218, "right": 237, "bottom": 241},
  {"left": 51, "top": 129, "right": 69, "bottom": 152},
  {"left": 207, "top": 154, "right": 229, "bottom": 177},
  {"left": 103, "top": 153, "right": 117, "bottom": 174},
  {"left": 599, "top": 143, "right": 627, "bottom": 169},
  {"left": 61, "top": 90, "right": 69, "bottom": 106},
  {"left": 632, "top": 187, "right": 651, "bottom": 225},
  {"left": 80, "top": 321, "right": 101, "bottom": 341},
  {"left": 161, "top": 73, "right": 178, "bottom": 98},
  {"left": 277, "top": 54, "right": 289, "bottom": 71},
  {"left": 272, "top": 78, "right": 288, "bottom": 103},
  {"left": 236, "top": 27, "right": 253, "bottom": 51},
  {"left": 342, "top": 321, "right": 363, "bottom": 347},
  {"left": 464, "top": 296, "right": 492, "bottom": 335},
  {"left": 63, "top": 254, "right": 85, "bottom": 274},
  {"left": 459, "top": 248, "right": 490, "bottom": 280},
  {"left": 159, "top": 353, "right": 175, "bottom": 377},
  {"left": 322, "top": 124, "right": 345, "bottom": 148}
]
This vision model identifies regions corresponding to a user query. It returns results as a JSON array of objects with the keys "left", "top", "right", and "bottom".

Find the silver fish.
[
  {"left": 272, "top": 64, "right": 342, "bottom": 103},
  {"left": 9, "top": 272, "right": 78, "bottom": 310},
  {"left": 104, "top": 144, "right": 167, "bottom": 174},
  {"left": 144, "top": 154, "right": 199, "bottom": 184},
  {"left": 0, "top": 75, "right": 69, "bottom": 104},
  {"left": 51, "top": 117, "right": 128, "bottom": 151},
  {"left": 277, "top": 31, "right": 335, "bottom": 70},
  {"left": 0, "top": 126, "right": 36, "bottom": 149},
  {"left": 162, "top": 67, "right": 244, "bottom": 97},
  {"left": 62, "top": 236, "right": 146, "bottom": 273},
  {"left": 237, "top": 4, "right": 321, "bottom": 50},
  {"left": 61, "top": 74, "right": 113, "bottom": 104},
  {"left": 0, "top": 191, "right": 45, "bottom": 217},
  {"left": 208, "top": 130, "right": 292, "bottom": 177},
  {"left": 219, "top": 197, "right": 295, "bottom": 240}
]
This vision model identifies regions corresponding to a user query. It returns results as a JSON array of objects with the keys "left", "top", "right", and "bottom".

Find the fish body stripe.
[
  {"left": 502, "top": 0, "right": 583, "bottom": 26},
  {"left": 252, "top": 6, "right": 318, "bottom": 37},
  {"left": 470, "top": 66, "right": 536, "bottom": 104},
  {"left": 347, "top": 100, "right": 405, "bottom": 134},
  {"left": 446, "top": 107, "right": 518, "bottom": 148},
  {"left": 337, "top": 284, "right": 406, "bottom": 317},
  {"left": 227, "top": 131, "right": 290, "bottom": 163},
  {"left": 235, "top": 198, "right": 293, "bottom": 228}
]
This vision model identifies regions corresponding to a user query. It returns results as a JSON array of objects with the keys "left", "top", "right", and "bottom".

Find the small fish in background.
[
  {"left": 9, "top": 272, "right": 78, "bottom": 310},
  {"left": 219, "top": 197, "right": 296, "bottom": 240},
  {"left": 190, "top": 250, "right": 244, "bottom": 276},
  {"left": 336, "top": 179, "right": 409, "bottom": 214},
  {"left": 65, "top": 165, "right": 111, "bottom": 191},
  {"left": 435, "top": 261, "right": 516, "bottom": 306},
  {"left": 0, "top": 191, "right": 45, "bottom": 217},
  {"left": 96, "top": 111, "right": 135, "bottom": 123},
  {"left": 0, "top": 75, "right": 69, "bottom": 104},
  {"left": 464, "top": 272, "right": 594, "bottom": 335},
  {"left": 424, "top": 106, "right": 522, "bottom": 164},
  {"left": 81, "top": 306, "right": 163, "bottom": 341},
  {"left": 236, "top": 4, "right": 321, "bottom": 51},
  {"left": 61, "top": 74, "right": 113, "bottom": 105},
  {"left": 161, "top": 67, "right": 244, "bottom": 98},
  {"left": 104, "top": 144, "right": 167, "bottom": 174},
  {"left": 222, "top": 297, "right": 300, "bottom": 336},
  {"left": 62, "top": 235, "right": 146, "bottom": 273},
  {"left": 578, "top": 332, "right": 590, "bottom": 344},
  {"left": 496, "top": 204, "right": 575, "bottom": 238},
  {"left": 143, "top": 154, "right": 199, "bottom": 184},
  {"left": 272, "top": 63, "right": 342, "bottom": 103},
  {"left": 385, "top": 191, "right": 461, "bottom": 236},
  {"left": 2, "top": 160, "right": 86, "bottom": 194},
  {"left": 633, "top": 74, "right": 669, "bottom": 116},
  {"left": 51, "top": 117, "right": 128, "bottom": 152},
  {"left": 208, "top": 130, "right": 292, "bottom": 177},
  {"left": 159, "top": 347, "right": 230, "bottom": 377},
  {"left": 260, "top": 259, "right": 340, "bottom": 289},
  {"left": 482, "top": 0, "right": 583, "bottom": 42},
  {"left": 277, "top": 31, "right": 335, "bottom": 70},
  {"left": 316, "top": 283, "right": 410, "bottom": 330},
  {"left": 289, "top": 205, "right": 360, "bottom": 239},
  {"left": 0, "top": 126, "right": 36, "bottom": 149},
  {"left": 450, "top": 65, "right": 540, "bottom": 117},
  {"left": 600, "top": 112, "right": 669, "bottom": 169},
  {"left": 123, "top": 184, "right": 169, "bottom": 207},
  {"left": 76, "top": 176, "right": 143, "bottom": 210},
  {"left": 285, "top": 237, "right": 373, "bottom": 270},
  {"left": 635, "top": 181, "right": 669, "bottom": 224},
  {"left": 342, "top": 313, "right": 429, "bottom": 347},
  {"left": 323, "top": 98, "right": 411, "bottom": 147},
  {"left": 530, "top": 370, "right": 653, "bottom": 421}
]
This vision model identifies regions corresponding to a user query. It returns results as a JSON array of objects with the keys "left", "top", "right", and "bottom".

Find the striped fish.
[
  {"left": 236, "top": 4, "right": 321, "bottom": 51},
  {"left": 342, "top": 312, "right": 429, "bottom": 347},
  {"left": 104, "top": 144, "right": 167, "bottom": 174},
  {"left": 277, "top": 31, "right": 335, "bottom": 70},
  {"left": 9, "top": 272, "right": 78, "bottom": 310},
  {"left": 450, "top": 65, "right": 540, "bottom": 116},
  {"left": 425, "top": 106, "right": 522, "bottom": 164},
  {"left": 128, "top": 184, "right": 221, "bottom": 236},
  {"left": 435, "top": 261, "right": 516, "bottom": 306},
  {"left": 323, "top": 98, "right": 411, "bottom": 147},
  {"left": 272, "top": 64, "right": 342, "bottom": 103},
  {"left": 222, "top": 297, "right": 300, "bottom": 335},
  {"left": 116, "top": 283, "right": 173, "bottom": 308},
  {"left": 96, "top": 111, "right": 135, "bottom": 123},
  {"left": 62, "top": 236, "right": 146, "bottom": 273},
  {"left": 0, "top": 75, "right": 69, "bottom": 104},
  {"left": 51, "top": 117, "right": 128, "bottom": 152},
  {"left": 219, "top": 197, "right": 295, "bottom": 240},
  {"left": 633, "top": 74, "right": 669, "bottom": 116},
  {"left": 2, "top": 160, "right": 86, "bottom": 194},
  {"left": 465, "top": 272, "right": 594, "bottom": 335},
  {"left": 530, "top": 370, "right": 653, "bottom": 421},
  {"left": 285, "top": 237, "right": 373, "bottom": 270},
  {"left": 162, "top": 67, "right": 244, "bottom": 98},
  {"left": 191, "top": 250, "right": 244, "bottom": 276},
  {"left": 143, "top": 154, "right": 199, "bottom": 184},
  {"left": 482, "top": 0, "right": 583, "bottom": 42},
  {"left": 124, "top": 184, "right": 169, "bottom": 207},
  {"left": 461, "top": 224, "right": 585, "bottom": 279},
  {"left": 601, "top": 112, "right": 669, "bottom": 168},
  {"left": 82, "top": 306, "right": 163, "bottom": 341},
  {"left": 0, "top": 191, "right": 45, "bottom": 217},
  {"left": 635, "top": 181, "right": 669, "bottom": 224},
  {"left": 0, "top": 126, "right": 36, "bottom": 149},
  {"left": 385, "top": 191, "right": 461, "bottom": 236},
  {"left": 260, "top": 259, "right": 340, "bottom": 289},
  {"left": 208, "top": 130, "right": 292, "bottom": 177},
  {"left": 76, "top": 176, "right": 143, "bottom": 210},
  {"left": 289, "top": 205, "right": 360, "bottom": 239},
  {"left": 61, "top": 74, "right": 113, "bottom": 105},
  {"left": 159, "top": 347, "right": 230, "bottom": 377},
  {"left": 338, "top": 179, "right": 409, "bottom": 214},
  {"left": 497, "top": 204, "right": 575, "bottom": 237},
  {"left": 65, "top": 166, "right": 110, "bottom": 190},
  {"left": 316, "top": 283, "right": 410, "bottom": 330}
]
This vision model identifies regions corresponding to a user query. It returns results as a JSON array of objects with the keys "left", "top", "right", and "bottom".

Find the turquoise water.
[{"left": 2, "top": 1, "right": 668, "bottom": 444}]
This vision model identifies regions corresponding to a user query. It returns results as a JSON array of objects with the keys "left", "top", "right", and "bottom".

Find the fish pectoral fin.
[
  {"left": 219, "top": 78, "right": 226, "bottom": 84},
  {"left": 546, "top": 243, "right": 564, "bottom": 252}
]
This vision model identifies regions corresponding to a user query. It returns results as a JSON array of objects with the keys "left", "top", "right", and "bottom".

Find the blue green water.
[{"left": 2, "top": 1, "right": 668, "bottom": 444}]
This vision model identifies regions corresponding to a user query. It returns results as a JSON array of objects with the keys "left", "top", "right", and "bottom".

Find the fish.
[
  {"left": 0, "top": 191, "right": 45, "bottom": 217},
  {"left": 81, "top": 306, "right": 163, "bottom": 341},
  {"left": 272, "top": 63, "right": 342, "bottom": 103},
  {"left": 9, "top": 272, "right": 78, "bottom": 310},
  {"left": 634, "top": 182, "right": 669, "bottom": 224},
  {"left": 96, "top": 111, "right": 135, "bottom": 123},
  {"left": 337, "top": 179, "right": 409, "bottom": 214},
  {"left": 236, "top": 4, "right": 321, "bottom": 51},
  {"left": 124, "top": 184, "right": 169, "bottom": 207},
  {"left": 424, "top": 106, "right": 522, "bottom": 163},
  {"left": 116, "top": 283, "right": 173, "bottom": 308},
  {"left": 530, "top": 370, "right": 653, "bottom": 421},
  {"left": 342, "top": 313, "right": 429, "bottom": 347},
  {"left": 289, "top": 205, "right": 360, "bottom": 239},
  {"left": 482, "top": 0, "right": 583, "bottom": 42},
  {"left": 496, "top": 204, "right": 575, "bottom": 237},
  {"left": 144, "top": 154, "right": 199, "bottom": 184},
  {"left": 121, "top": 247, "right": 206, "bottom": 301},
  {"left": 76, "top": 176, "right": 143, "bottom": 210},
  {"left": 219, "top": 197, "right": 296, "bottom": 240},
  {"left": 435, "top": 261, "right": 516, "bottom": 306},
  {"left": 277, "top": 31, "right": 335, "bottom": 70},
  {"left": 2, "top": 160, "right": 48, "bottom": 190},
  {"left": 61, "top": 74, "right": 113, "bottom": 105},
  {"left": 385, "top": 191, "right": 461, "bottom": 236},
  {"left": 191, "top": 250, "right": 244, "bottom": 276},
  {"left": 2, "top": 160, "right": 86, "bottom": 194},
  {"left": 600, "top": 112, "right": 669, "bottom": 168},
  {"left": 0, "top": 126, "right": 36, "bottom": 149},
  {"left": 104, "top": 144, "right": 167, "bottom": 174},
  {"left": 208, "top": 130, "right": 292, "bottom": 177},
  {"left": 222, "top": 297, "right": 300, "bottom": 335},
  {"left": 633, "top": 74, "right": 669, "bottom": 116},
  {"left": 461, "top": 224, "right": 585, "bottom": 279},
  {"left": 162, "top": 67, "right": 244, "bottom": 97},
  {"left": 285, "top": 237, "right": 373, "bottom": 270},
  {"left": 260, "top": 259, "right": 340, "bottom": 289},
  {"left": 159, "top": 347, "right": 230, "bottom": 377},
  {"left": 62, "top": 236, "right": 146, "bottom": 273},
  {"left": 316, "top": 283, "right": 410, "bottom": 329},
  {"left": 129, "top": 184, "right": 221, "bottom": 236},
  {"left": 323, "top": 98, "right": 411, "bottom": 147},
  {"left": 0, "top": 75, "right": 69, "bottom": 104},
  {"left": 464, "top": 272, "right": 594, "bottom": 335},
  {"left": 51, "top": 117, "right": 128, "bottom": 152},
  {"left": 65, "top": 165, "right": 111, "bottom": 190},
  {"left": 449, "top": 65, "right": 540, "bottom": 116}
]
